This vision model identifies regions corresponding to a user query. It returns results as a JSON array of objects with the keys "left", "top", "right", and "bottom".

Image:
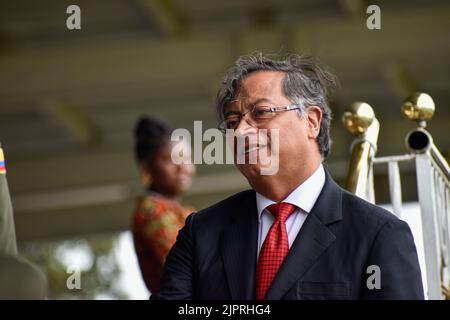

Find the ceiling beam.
[
  {"left": 0, "top": 4, "right": 448, "bottom": 106},
  {"left": 136, "top": 0, "right": 189, "bottom": 36},
  {"left": 42, "top": 100, "right": 102, "bottom": 145}
]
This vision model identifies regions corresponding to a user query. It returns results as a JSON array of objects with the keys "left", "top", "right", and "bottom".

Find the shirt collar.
[{"left": 255, "top": 163, "right": 326, "bottom": 221}]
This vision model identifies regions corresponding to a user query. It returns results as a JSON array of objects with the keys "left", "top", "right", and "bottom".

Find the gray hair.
[{"left": 216, "top": 53, "right": 337, "bottom": 159}]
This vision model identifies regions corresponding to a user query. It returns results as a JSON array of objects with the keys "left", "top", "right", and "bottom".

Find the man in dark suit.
[{"left": 153, "top": 54, "right": 424, "bottom": 300}]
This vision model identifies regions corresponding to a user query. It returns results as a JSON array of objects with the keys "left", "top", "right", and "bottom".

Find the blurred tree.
[{"left": 19, "top": 233, "right": 127, "bottom": 300}]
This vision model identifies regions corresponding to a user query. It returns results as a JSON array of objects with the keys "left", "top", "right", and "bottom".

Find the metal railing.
[{"left": 343, "top": 92, "right": 450, "bottom": 300}]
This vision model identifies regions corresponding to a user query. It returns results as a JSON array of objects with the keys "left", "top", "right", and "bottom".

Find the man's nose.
[{"left": 234, "top": 114, "right": 257, "bottom": 137}]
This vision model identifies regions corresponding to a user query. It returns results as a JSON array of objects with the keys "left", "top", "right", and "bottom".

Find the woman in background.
[{"left": 132, "top": 116, "right": 195, "bottom": 294}]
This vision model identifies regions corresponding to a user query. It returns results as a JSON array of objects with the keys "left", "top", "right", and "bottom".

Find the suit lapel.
[
  {"left": 220, "top": 191, "right": 258, "bottom": 299},
  {"left": 265, "top": 213, "right": 336, "bottom": 299},
  {"left": 265, "top": 169, "right": 343, "bottom": 299}
]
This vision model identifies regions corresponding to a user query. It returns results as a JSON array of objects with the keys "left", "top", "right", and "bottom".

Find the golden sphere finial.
[
  {"left": 342, "top": 102, "right": 375, "bottom": 135},
  {"left": 401, "top": 92, "right": 435, "bottom": 123}
]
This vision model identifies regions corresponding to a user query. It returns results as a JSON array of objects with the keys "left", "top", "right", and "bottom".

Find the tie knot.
[{"left": 266, "top": 202, "right": 296, "bottom": 223}]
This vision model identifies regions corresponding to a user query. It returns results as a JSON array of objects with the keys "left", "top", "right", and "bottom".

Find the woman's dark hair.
[{"left": 134, "top": 116, "right": 171, "bottom": 163}]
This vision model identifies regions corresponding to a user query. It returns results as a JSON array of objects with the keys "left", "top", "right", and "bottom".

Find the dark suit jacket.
[{"left": 153, "top": 170, "right": 424, "bottom": 300}]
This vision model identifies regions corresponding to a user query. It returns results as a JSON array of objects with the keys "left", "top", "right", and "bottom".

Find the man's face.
[{"left": 226, "top": 70, "right": 321, "bottom": 183}]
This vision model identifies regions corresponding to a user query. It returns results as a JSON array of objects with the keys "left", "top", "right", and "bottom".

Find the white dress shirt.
[{"left": 256, "top": 164, "right": 326, "bottom": 258}]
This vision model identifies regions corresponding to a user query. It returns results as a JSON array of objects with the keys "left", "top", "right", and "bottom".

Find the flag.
[
  {"left": 0, "top": 144, "right": 18, "bottom": 257},
  {"left": 0, "top": 148, "right": 5, "bottom": 174}
]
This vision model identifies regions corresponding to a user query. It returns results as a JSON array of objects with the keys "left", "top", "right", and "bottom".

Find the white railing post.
[
  {"left": 388, "top": 161, "right": 403, "bottom": 218},
  {"left": 345, "top": 93, "right": 450, "bottom": 299},
  {"left": 415, "top": 153, "right": 443, "bottom": 299}
]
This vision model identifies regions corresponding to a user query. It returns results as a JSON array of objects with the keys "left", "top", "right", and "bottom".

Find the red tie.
[{"left": 256, "top": 202, "right": 297, "bottom": 300}]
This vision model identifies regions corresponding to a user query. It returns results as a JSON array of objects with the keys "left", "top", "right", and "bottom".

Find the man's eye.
[
  {"left": 252, "top": 107, "right": 271, "bottom": 118},
  {"left": 226, "top": 118, "right": 240, "bottom": 128}
]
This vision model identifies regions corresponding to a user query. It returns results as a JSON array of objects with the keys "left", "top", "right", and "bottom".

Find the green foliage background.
[{"left": 19, "top": 233, "right": 128, "bottom": 300}]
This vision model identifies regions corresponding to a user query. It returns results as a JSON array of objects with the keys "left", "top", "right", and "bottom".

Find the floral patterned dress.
[{"left": 132, "top": 193, "right": 193, "bottom": 293}]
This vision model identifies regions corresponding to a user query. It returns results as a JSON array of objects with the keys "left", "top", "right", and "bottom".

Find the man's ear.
[{"left": 306, "top": 106, "right": 322, "bottom": 139}]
